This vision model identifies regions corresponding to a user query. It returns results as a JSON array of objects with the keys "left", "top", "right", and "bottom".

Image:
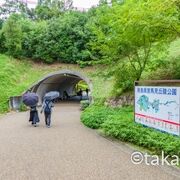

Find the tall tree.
[
  {"left": 2, "top": 14, "right": 22, "bottom": 57},
  {"left": 35, "top": 0, "right": 73, "bottom": 20},
  {"left": 0, "top": 0, "right": 35, "bottom": 20},
  {"left": 88, "top": 0, "right": 180, "bottom": 94},
  {"left": 23, "top": 11, "right": 90, "bottom": 63}
]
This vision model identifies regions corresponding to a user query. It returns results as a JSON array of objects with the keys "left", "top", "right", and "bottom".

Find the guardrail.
[{"left": 9, "top": 96, "right": 22, "bottom": 111}]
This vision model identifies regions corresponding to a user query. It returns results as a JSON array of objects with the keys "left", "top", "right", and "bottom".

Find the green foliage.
[
  {"left": 101, "top": 108, "right": 180, "bottom": 157},
  {"left": 88, "top": 0, "right": 180, "bottom": 95},
  {"left": 0, "top": 54, "right": 24, "bottom": 112},
  {"left": 0, "top": 0, "right": 35, "bottom": 20},
  {"left": 81, "top": 105, "right": 115, "bottom": 129},
  {"left": 35, "top": 0, "right": 73, "bottom": 20},
  {"left": 19, "top": 11, "right": 91, "bottom": 63},
  {"left": 19, "top": 102, "right": 27, "bottom": 112},
  {"left": 81, "top": 105, "right": 180, "bottom": 157},
  {"left": 90, "top": 70, "right": 113, "bottom": 103},
  {"left": 147, "top": 56, "right": 180, "bottom": 80},
  {"left": 0, "top": 30, "right": 7, "bottom": 53},
  {"left": 76, "top": 80, "right": 88, "bottom": 91},
  {"left": 0, "top": 54, "right": 109, "bottom": 113},
  {"left": 112, "top": 63, "right": 136, "bottom": 96},
  {"left": 144, "top": 39, "right": 180, "bottom": 80},
  {"left": 0, "top": 19, "right": 3, "bottom": 29},
  {"left": 169, "top": 38, "right": 180, "bottom": 58},
  {"left": 80, "top": 100, "right": 90, "bottom": 110},
  {"left": 0, "top": 54, "right": 46, "bottom": 113},
  {"left": 0, "top": 0, "right": 179, "bottom": 106},
  {"left": 22, "top": 21, "right": 48, "bottom": 60},
  {"left": 2, "top": 14, "right": 22, "bottom": 57},
  {"left": 1, "top": 0, "right": 178, "bottom": 68}
]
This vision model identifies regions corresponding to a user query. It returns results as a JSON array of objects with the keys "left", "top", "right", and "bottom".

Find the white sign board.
[{"left": 135, "top": 86, "right": 180, "bottom": 136}]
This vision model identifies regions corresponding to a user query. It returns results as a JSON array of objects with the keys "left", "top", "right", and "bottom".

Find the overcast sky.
[
  {"left": 0, "top": 0, "right": 100, "bottom": 8},
  {"left": 73, "top": 0, "right": 99, "bottom": 8}
]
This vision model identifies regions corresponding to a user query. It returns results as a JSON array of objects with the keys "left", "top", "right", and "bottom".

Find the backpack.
[{"left": 44, "top": 100, "right": 51, "bottom": 113}]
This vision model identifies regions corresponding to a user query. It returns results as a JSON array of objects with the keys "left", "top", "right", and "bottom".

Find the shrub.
[
  {"left": 2, "top": 14, "right": 23, "bottom": 57},
  {"left": 145, "top": 56, "right": 180, "bottom": 80},
  {"left": 112, "top": 63, "right": 136, "bottom": 96},
  {"left": 19, "top": 102, "right": 27, "bottom": 112},
  {"left": 101, "top": 115, "right": 180, "bottom": 157},
  {"left": 81, "top": 105, "right": 114, "bottom": 129},
  {"left": 80, "top": 100, "right": 90, "bottom": 110},
  {"left": 23, "top": 11, "right": 91, "bottom": 64},
  {"left": 81, "top": 105, "right": 180, "bottom": 157}
]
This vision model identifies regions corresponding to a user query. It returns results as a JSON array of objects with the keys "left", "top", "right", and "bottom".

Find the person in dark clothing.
[
  {"left": 29, "top": 106, "right": 40, "bottom": 127},
  {"left": 79, "top": 89, "right": 83, "bottom": 100},
  {"left": 63, "top": 91, "right": 70, "bottom": 100},
  {"left": 85, "top": 88, "right": 89, "bottom": 96},
  {"left": 41, "top": 99, "right": 54, "bottom": 128},
  {"left": 77, "top": 89, "right": 83, "bottom": 100}
]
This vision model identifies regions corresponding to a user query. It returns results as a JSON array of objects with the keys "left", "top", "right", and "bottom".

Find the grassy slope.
[
  {"left": 0, "top": 54, "right": 44, "bottom": 112},
  {"left": 0, "top": 54, "right": 113, "bottom": 113},
  {"left": 169, "top": 38, "right": 180, "bottom": 58}
]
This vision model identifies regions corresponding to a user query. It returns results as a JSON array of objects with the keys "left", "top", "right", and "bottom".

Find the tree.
[
  {"left": 0, "top": 0, "right": 35, "bottom": 20},
  {"left": 2, "top": 14, "right": 23, "bottom": 57},
  {"left": 23, "top": 11, "right": 90, "bottom": 63},
  {"left": 86, "top": 0, "right": 180, "bottom": 93},
  {"left": 88, "top": 0, "right": 180, "bottom": 94},
  {"left": 99, "top": 0, "right": 124, "bottom": 6},
  {"left": 99, "top": 0, "right": 108, "bottom": 6},
  {"left": 0, "top": 31, "right": 7, "bottom": 53},
  {"left": 113, "top": 0, "right": 179, "bottom": 80},
  {"left": 35, "top": 0, "right": 73, "bottom": 20},
  {"left": 21, "top": 20, "right": 46, "bottom": 58}
]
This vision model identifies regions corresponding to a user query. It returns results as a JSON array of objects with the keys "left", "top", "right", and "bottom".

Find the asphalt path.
[{"left": 0, "top": 102, "right": 179, "bottom": 180}]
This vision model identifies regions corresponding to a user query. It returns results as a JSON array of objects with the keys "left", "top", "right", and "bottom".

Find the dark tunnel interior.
[{"left": 30, "top": 70, "right": 92, "bottom": 104}]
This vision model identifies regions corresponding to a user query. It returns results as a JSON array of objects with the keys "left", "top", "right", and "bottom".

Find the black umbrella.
[
  {"left": 22, "top": 92, "right": 39, "bottom": 107},
  {"left": 44, "top": 91, "right": 60, "bottom": 101}
]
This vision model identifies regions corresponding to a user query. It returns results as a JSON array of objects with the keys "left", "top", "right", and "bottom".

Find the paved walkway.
[{"left": 0, "top": 103, "right": 180, "bottom": 180}]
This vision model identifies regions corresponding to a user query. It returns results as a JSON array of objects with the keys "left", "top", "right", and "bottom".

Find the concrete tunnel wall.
[{"left": 29, "top": 70, "right": 93, "bottom": 104}]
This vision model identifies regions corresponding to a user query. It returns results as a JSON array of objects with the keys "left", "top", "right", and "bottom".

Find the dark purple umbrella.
[{"left": 22, "top": 93, "right": 39, "bottom": 107}]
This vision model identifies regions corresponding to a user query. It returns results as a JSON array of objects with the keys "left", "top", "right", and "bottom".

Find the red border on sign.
[{"left": 135, "top": 113, "right": 180, "bottom": 126}]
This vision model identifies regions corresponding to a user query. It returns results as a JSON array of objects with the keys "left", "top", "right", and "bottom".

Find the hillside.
[
  {"left": 0, "top": 38, "right": 180, "bottom": 113},
  {"left": 0, "top": 54, "right": 113, "bottom": 113}
]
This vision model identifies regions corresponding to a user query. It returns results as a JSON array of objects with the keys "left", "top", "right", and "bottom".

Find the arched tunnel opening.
[
  {"left": 9, "top": 70, "right": 92, "bottom": 110},
  {"left": 29, "top": 70, "right": 92, "bottom": 104}
]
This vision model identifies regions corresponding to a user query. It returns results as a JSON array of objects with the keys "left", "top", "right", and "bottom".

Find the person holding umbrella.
[
  {"left": 41, "top": 99, "right": 54, "bottom": 128},
  {"left": 22, "top": 92, "right": 40, "bottom": 127},
  {"left": 29, "top": 106, "right": 39, "bottom": 127},
  {"left": 41, "top": 91, "right": 59, "bottom": 128}
]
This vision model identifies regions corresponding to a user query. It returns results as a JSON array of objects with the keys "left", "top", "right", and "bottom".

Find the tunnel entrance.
[{"left": 29, "top": 70, "right": 92, "bottom": 104}]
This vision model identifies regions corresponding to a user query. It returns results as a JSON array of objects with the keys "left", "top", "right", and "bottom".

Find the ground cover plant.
[{"left": 81, "top": 105, "right": 180, "bottom": 157}]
